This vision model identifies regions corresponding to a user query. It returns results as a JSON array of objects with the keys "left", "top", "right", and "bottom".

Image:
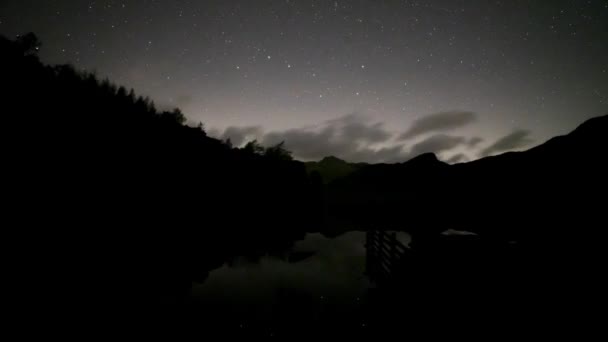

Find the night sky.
[{"left": 2, "top": 0, "right": 607, "bottom": 163}]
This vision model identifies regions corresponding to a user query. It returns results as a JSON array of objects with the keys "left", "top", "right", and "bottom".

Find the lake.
[{"left": 189, "top": 231, "right": 411, "bottom": 333}]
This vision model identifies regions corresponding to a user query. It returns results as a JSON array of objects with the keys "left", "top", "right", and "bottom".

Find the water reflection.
[{"left": 190, "top": 231, "right": 410, "bottom": 327}]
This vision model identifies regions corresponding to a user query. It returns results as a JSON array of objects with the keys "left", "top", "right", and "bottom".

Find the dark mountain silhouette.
[
  {"left": 325, "top": 152, "right": 450, "bottom": 231},
  {"left": 355, "top": 116, "right": 608, "bottom": 335},
  {"left": 328, "top": 115, "right": 608, "bottom": 330},
  {"left": 326, "top": 114, "right": 607, "bottom": 240},
  {"left": 305, "top": 155, "right": 365, "bottom": 184},
  {"left": 446, "top": 114, "right": 608, "bottom": 242}
]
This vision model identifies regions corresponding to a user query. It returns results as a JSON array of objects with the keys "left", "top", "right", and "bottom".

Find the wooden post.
[
  {"left": 366, "top": 230, "right": 374, "bottom": 278},
  {"left": 390, "top": 232, "right": 397, "bottom": 273}
]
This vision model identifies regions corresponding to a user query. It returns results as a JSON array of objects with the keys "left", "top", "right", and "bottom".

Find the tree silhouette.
[
  {"left": 15, "top": 32, "right": 41, "bottom": 55},
  {"left": 264, "top": 141, "right": 293, "bottom": 161},
  {"left": 243, "top": 139, "right": 265, "bottom": 155},
  {"left": 224, "top": 138, "right": 233, "bottom": 148},
  {"left": 160, "top": 108, "right": 186, "bottom": 125},
  {"left": 1, "top": 33, "right": 316, "bottom": 314}
]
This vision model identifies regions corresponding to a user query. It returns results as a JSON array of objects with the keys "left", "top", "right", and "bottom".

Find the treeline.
[{"left": 1, "top": 33, "right": 322, "bottom": 311}]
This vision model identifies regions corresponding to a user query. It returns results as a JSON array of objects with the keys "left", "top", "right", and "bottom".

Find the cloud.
[
  {"left": 409, "top": 134, "right": 467, "bottom": 157},
  {"left": 217, "top": 112, "right": 482, "bottom": 163},
  {"left": 262, "top": 126, "right": 347, "bottom": 160},
  {"left": 327, "top": 113, "right": 391, "bottom": 144},
  {"left": 222, "top": 126, "right": 263, "bottom": 146},
  {"left": 216, "top": 113, "right": 406, "bottom": 163},
  {"left": 207, "top": 127, "right": 221, "bottom": 139},
  {"left": 446, "top": 153, "right": 468, "bottom": 164},
  {"left": 347, "top": 145, "right": 408, "bottom": 164},
  {"left": 467, "top": 137, "right": 483, "bottom": 148},
  {"left": 480, "top": 129, "right": 534, "bottom": 157},
  {"left": 261, "top": 114, "right": 405, "bottom": 163},
  {"left": 399, "top": 111, "right": 477, "bottom": 140}
]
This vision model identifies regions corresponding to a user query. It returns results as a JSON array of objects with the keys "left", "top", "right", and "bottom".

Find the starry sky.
[{"left": 2, "top": 0, "right": 607, "bottom": 163}]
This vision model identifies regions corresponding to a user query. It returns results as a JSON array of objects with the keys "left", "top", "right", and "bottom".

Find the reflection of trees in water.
[
  {"left": 193, "top": 233, "right": 370, "bottom": 303},
  {"left": 191, "top": 233, "right": 372, "bottom": 334}
]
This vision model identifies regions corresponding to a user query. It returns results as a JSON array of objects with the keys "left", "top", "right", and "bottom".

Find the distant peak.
[
  {"left": 408, "top": 152, "right": 439, "bottom": 164},
  {"left": 571, "top": 114, "right": 608, "bottom": 136},
  {"left": 320, "top": 156, "right": 346, "bottom": 163}
]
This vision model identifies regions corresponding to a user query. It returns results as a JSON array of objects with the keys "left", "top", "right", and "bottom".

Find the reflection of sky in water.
[{"left": 191, "top": 231, "right": 411, "bottom": 325}]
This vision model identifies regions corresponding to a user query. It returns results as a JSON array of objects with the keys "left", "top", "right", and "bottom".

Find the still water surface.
[{"left": 190, "top": 231, "right": 411, "bottom": 328}]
